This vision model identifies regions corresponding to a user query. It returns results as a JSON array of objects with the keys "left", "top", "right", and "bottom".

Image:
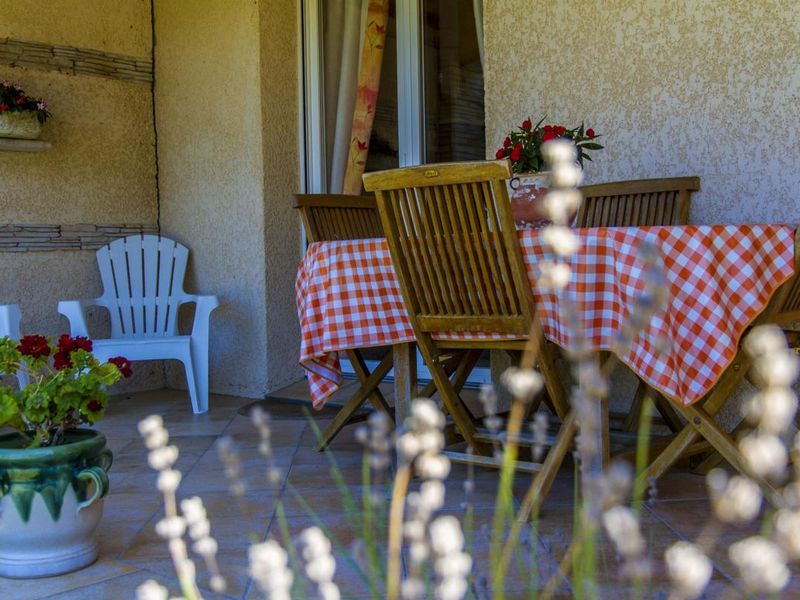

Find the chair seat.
[{"left": 90, "top": 336, "right": 192, "bottom": 362}]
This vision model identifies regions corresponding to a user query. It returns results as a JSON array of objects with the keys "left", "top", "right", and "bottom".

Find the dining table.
[{"left": 295, "top": 224, "right": 796, "bottom": 428}]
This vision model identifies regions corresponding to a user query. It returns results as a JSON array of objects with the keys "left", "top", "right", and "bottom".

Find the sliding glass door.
[{"left": 301, "top": 0, "right": 488, "bottom": 383}]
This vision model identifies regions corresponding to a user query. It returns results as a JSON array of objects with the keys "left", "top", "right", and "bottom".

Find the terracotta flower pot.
[
  {"left": 0, "top": 429, "right": 113, "bottom": 578},
  {"left": 0, "top": 112, "right": 42, "bottom": 140},
  {"left": 507, "top": 172, "right": 552, "bottom": 230}
]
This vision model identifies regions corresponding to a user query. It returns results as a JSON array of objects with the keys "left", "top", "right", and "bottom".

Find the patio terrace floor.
[{"left": 1, "top": 382, "right": 798, "bottom": 599}]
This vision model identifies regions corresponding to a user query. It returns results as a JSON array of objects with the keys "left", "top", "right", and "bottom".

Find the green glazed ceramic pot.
[{"left": 0, "top": 429, "right": 113, "bottom": 578}]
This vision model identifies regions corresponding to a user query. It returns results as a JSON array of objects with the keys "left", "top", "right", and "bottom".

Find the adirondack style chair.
[
  {"left": 58, "top": 235, "right": 219, "bottom": 413},
  {"left": 0, "top": 304, "right": 29, "bottom": 387},
  {"left": 364, "top": 160, "right": 575, "bottom": 510}
]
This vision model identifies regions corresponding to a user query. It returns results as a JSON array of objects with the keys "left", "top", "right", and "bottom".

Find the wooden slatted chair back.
[
  {"left": 364, "top": 160, "right": 535, "bottom": 336},
  {"left": 775, "top": 228, "right": 800, "bottom": 325},
  {"left": 295, "top": 194, "right": 383, "bottom": 242},
  {"left": 576, "top": 177, "right": 700, "bottom": 227},
  {"left": 96, "top": 235, "right": 189, "bottom": 338}
]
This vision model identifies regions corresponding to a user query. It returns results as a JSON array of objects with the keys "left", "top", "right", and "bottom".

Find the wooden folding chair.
[
  {"left": 576, "top": 176, "right": 699, "bottom": 228},
  {"left": 296, "top": 194, "right": 393, "bottom": 448},
  {"left": 363, "top": 160, "right": 576, "bottom": 504},
  {"left": 295, "top": 194, "right": 472, "bottom": 449},
  {"left": 641, "top": 228, "right": 800, "bottom": 507},
  {"left": 576, "top": 177, "right": 701, "bottom": 436}
]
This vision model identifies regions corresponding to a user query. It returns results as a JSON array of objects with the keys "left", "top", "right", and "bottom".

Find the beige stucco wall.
[
  {"left": 0, "top": 1, "right": 160, "bottom": 390},
  {"left": 2, "top": 0, "right": 152, "bottom": 57},
  {"left": 155, "top": 0, "right": 303, "bottom": 398},
  {"left": 484, "top": 0, "right": 800, "bottom": 225},
  {"left": 259, "top": 0, "right": 304, "bottom": 391}
]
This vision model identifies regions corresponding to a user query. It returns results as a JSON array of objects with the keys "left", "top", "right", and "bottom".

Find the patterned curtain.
[{"left": 341, "top": 0, "right": 390, "bottom": 195}]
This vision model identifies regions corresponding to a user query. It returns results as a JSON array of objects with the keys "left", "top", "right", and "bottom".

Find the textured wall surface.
[
  {"left": 260, "top": 0, "right": 304, "bottom": 391},
  {"left": 0, "top": 1, "right": 160, "bottom": 391},
  {"left": 484, "top": 0, "right": 800, "bottom": 225},
  {"left": 156, "top": 0, "right": 274, "bottom": 398},
  {"left": 1, "top": 0, "right": 152, "bottom": 56}
]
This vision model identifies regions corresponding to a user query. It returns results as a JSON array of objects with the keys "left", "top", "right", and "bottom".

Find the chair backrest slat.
[
  {"left": 97, "top": 235, "right": 189, "bottom": 338},
  {"left": 576, "top": 177, "right": 700, "bottom": 227},
  {"left": 295, "top": 194, "right": 384, "bottom": 243},
  {"left": 776, "top": 229, "right": 800, "bottom": 323},
  {"left": 364, "top": 160, "right": 534, "bottom": 336}
]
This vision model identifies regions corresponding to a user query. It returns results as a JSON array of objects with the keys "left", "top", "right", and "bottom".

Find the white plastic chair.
[
  {"left": 58, "top": 235, "right": 219, "bottom": 413},
  {"left": 0, "top": 304, "right": 29, "bottom": 388}
]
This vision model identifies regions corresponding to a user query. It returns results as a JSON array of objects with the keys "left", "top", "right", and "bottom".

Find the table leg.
[{"left": 392, "top": 343, "right": 417, "bottom": 426}]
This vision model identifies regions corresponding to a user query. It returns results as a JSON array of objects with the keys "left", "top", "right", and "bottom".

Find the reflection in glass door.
[{"left": 301, "top": 0, "right": 489, "bottom": 384}]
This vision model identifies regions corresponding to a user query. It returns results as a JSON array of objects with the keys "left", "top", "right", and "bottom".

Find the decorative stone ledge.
[
  {"left": 0, "top": 223, "right": 158, "bottom": 252},
  {"left": 0, "top": 38, "right": 152, "bottom": 85},
  {"left": 0, "top": 138, "right": 51, "bottom": 152}
]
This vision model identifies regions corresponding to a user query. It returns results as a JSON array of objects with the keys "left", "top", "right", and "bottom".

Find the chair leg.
[
  {"left": 346, "top": 349, "right": 393, "bottom": 417},
  {"left": 520, "top": 410, "right": 578, "bottom": 520},
  {"left": 640, "top": 351, "right": 752, "bottom": 484},
  {"left": 182, "top": 352, "right": 203, "bottom": 414},
  {"left": 416, "top": 337, "right": 491, "bottom": 456},
  {"left": 317, "top": 350, "right": 394, "bottom": 451},
  {"left": 677, "top": 403, "right": 784, "bottom": 508}
]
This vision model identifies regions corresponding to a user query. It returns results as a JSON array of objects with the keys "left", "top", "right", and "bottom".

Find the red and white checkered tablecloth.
[{"left": 296, "top": 225, "right": 796, "bottom": 408}]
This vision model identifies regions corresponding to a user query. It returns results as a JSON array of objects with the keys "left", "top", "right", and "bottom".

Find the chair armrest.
[
  {"left": 182, "top": 295, "right": 220, "bottom": 340},
  {"left": 57, "top": 299, "right": 101, "bottom": 337}
]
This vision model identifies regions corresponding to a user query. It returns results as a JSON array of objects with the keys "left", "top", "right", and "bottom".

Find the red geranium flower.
[
  {"left": 87, "top": 400, "right": 103, "bottom": 412},
  {"left": 495, "top": 147, "right": 506, "bottom": 159},
  {"left": 509, "top": 143, "right": 523, "bottom": 162},
  {"left": 543, "top": 125, "right": 553, "bottom": 133},
  {"left": 53, "top": 351, "right": 72, "bottom": 371},
  {"left": 0, "top": 103, "right": 8, "bottom": 112},
  {"left": 555, "top": 126, "right": 566, "bottom": 136},
  {"left": 521, "top": 118, "right": 532, "bottom": 131},
  {"left": 16, "top": 335, "right": 50, "bottom": 359},
  {"left": 503, "top": 136, "right": 512, "bottom": 148},
  {"left": 586, "top": 128, "right": 596, "bottom": 138},
  {"left": 108, "top": 356, "right": 133, "bottom": 378},
  {"left": 542, "top": 130, "right": 557, "bottom": 142},
  {"left": 56, "top": 334, "right": 92, "bottom": 354}
]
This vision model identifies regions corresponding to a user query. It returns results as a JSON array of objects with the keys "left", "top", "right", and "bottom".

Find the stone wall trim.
[
  {"left": 0, "top": 38, "right": 152, "bottom": 84},
  {"left": 0, "top": 223, "right": 158, "bottom": 251}
]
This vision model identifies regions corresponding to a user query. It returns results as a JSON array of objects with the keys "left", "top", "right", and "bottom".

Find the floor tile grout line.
[
  {"left": 240, "top": 420, "right": 309, "bottom": 600},
  {"left": 642, "top": 501, "right": 743, "bottom": 588}
]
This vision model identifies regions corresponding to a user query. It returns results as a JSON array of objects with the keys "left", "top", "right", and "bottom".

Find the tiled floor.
[{"left": 0, "top": 381, "right": 796, "bottom": 599}]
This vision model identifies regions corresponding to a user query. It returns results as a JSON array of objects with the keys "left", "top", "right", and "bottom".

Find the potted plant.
[
  {"left": 0, "top": 334, "right": 131, "bottom": 578},
  {"left": 0, "top": 80, "right": 51, "bottom": 140},
  {"left": 495, "top": 117, "right": 602, "bottom": 229}
]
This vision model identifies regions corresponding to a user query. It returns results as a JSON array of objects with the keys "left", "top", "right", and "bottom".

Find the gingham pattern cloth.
[{"left": 296, "top": 225, "right": 796, "bottom": 408}]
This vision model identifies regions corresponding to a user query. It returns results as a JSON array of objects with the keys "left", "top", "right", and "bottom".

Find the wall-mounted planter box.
[{"left": 0, "top": 138, "right": 52, "bottom": 152}]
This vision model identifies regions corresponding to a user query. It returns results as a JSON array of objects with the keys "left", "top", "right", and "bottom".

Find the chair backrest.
[
  {"left": 0, "top": 304, "right": 22, "bottom": 340},
  {"left": 294, "top": 194, "right": 383, "bottom": 242},
  {"left": 96, "top": 235, "right": 189, "bottom": 338},
  {"left": 363, "top": 160, "right": 535, "bottom": 336},
  {"left": 576, "top": 177, "right": 700, "bottom": 227},
  {"left": 775, "top": 228, "right": 800, "bottom": 326}
]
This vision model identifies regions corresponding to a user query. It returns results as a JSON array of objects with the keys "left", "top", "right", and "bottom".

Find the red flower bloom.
[
  {"left": 509, "top": 143, "right": 523, "bottom": 162},
  {"left": 16, "top": 335, "right": 50, "bottom": 359},
  {"left": 586, "top": 128, "right": 596, "bottom": 138},
  {"left": 542, "top": 130, "right": 556, "bottom": 142},
  {"left": 87, "top": 400, "right": 103, "bottom": 412},
  {"left": 0, "top": 103, "right": 8, "bottom": 112},
  {"left": 521, "top": 118, "right": 532, "bottom": 131},
  {"left": 15, "top": 97, "right": 25, "bottom": 105},
  {"left": 503, "top": 136, "right": 512, "bottom": 148},
  {"left": 554, "top": 126, "right": 566, "bottom": 136},
  {"left": 56, "top": 334, "right": 92, "bottom": 354},
  {"left": 495, "top": 147, "right": 506, "bottom": 159},
  {"left": 543, "top": 125, "right": 553, "bottom": 133},
  {"left": 108, "top": 356, "right": 133, "bottom": 378},
  {"left": 53, "top": 351, "right": 72, "bottom": 371}
]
